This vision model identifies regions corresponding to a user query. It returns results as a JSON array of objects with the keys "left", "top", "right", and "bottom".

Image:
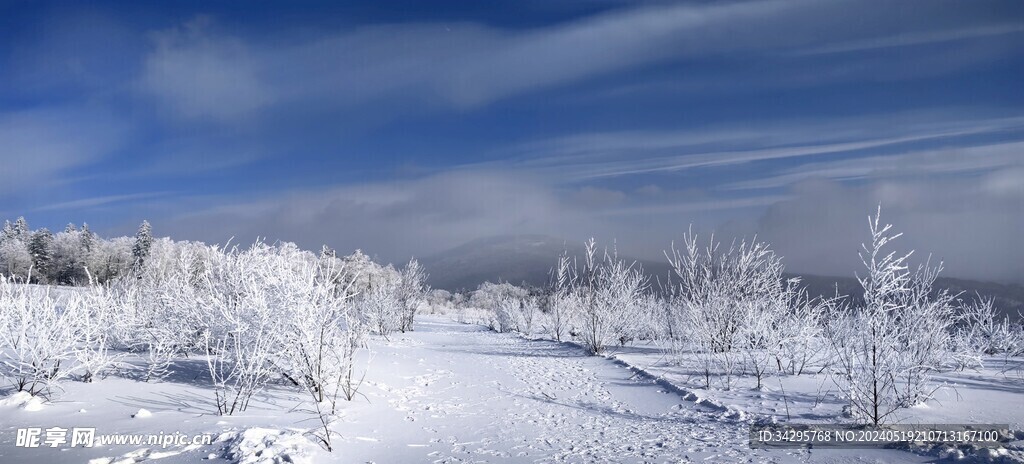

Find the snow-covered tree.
[
  {"left": 27, "top": 228, "right": 54, "bottom": 283},
  {"left": 337, "top": 249, "right": 379, "bottom": 297},
  {"left": 396, "top": 258, "right": 428, "bottom": 333},
  {"left": 956, "top": 296, "right": 1023, "bottom": 358},
  {"left": 543, "top": 251, "right": 576, "bottom": 341},
  {"left": 424, "top": 289, "right": 453, "bottom": 314},
  {"left": 50, "top": 228, "right": 89, "bottom": 285},
  {"left": 86, "top": 236, "right": 132, "bottom": 284},
  {"left": 362, "top": 273, "right": 403, "bottom": 338},
  {"left": 573, "top": 239, "right": 647, "bottom": 355},
  {"left": 0, "top": 236, "right": 31, "bottom": 280},
  {"left": 132, "top": 220, "right": 153, "bottom": 270},
  {"left": 826, "top": 207, "right": 956, "bottom": 425},
  {"left": 664, "top": 228, "right": 792, "bottom": 389},
  {"left": 774, "top": 288, "right": 829, "bottom": 376},
  {"left": 0, "top": 220, "right": 15, "bottom": 243},
  {"left": 80, "top": 223, "right": 95, "bottom": 253},
  {"left": 11, "top": 217, "right": 29, "bottom": 240},
  {"left": 472, "top": 281, "right": 529, "bottom": 332},
  {"left": 493, "top": 288, "right": 526, "bottom": 333}
]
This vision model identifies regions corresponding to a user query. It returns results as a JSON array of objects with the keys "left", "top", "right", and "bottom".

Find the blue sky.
[{"left": 1, "top": 0, "right": 1022, "bottom": 282}]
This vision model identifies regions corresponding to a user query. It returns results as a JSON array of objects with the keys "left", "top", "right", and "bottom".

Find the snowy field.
[{"left": 1, "top": 315, "right": 1020, "bottom": 463}]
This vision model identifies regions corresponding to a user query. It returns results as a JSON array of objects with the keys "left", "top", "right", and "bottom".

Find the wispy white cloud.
[
  {"left": 140, "top": 16, "right": 275, "bottom": 122},
  {"left": 32, "top": 192, "right": 171, "bottom": 212},
  {"left": 787, "top": 23, "right": 1024, "bottom": 56},
  {"left": 0, "top": 107, "right": 128, "bottom": 197},
  {"left": 725, "top": 140, "right": 1024, "bottom": 190},
  {"left": 478, "top": 113, "right": 1024, "bottom": 181},
  {"left": 597, "top": 195, "right": 791, "bottom": 216},
  {"left": 136, "top": 0, "right": 1023, "bottom": 121}
]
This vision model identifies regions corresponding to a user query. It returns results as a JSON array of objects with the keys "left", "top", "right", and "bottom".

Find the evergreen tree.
[
  {"left": 80, "top": 223, "right": 95, "bottom": 253},
  {"left": 132, "top": 220, "right": 153, "bottom": 269},
  {"left": 0, "top": 220, "right": 13, "bottom": 244},
  {"left": 12, "top": 217, "right": 29, "bottom": 240},
  {"left": 28, "top": 228, "right": 54, "bottom": 282}
]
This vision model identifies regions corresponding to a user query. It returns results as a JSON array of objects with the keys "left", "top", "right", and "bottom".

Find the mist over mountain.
[
  {"left": 419, "top": 234, "right": 675, "bottom": 292},
  {"left": 422, "top": 235, "right": 1024, "bottom": 320}
]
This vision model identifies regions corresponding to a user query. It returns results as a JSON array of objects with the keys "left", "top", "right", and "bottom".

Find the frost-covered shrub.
[
  {"left": 517, "top": 295, "right": 540, "bottom": 336},
  {"left": 271, "top": 256, "right": 363, "bottom": 450},
  {"left": 423, "top": 289, "right": 455, "bottom": 315},
  {"left": 572, "top": 239, "right": 647, "bottom": 355},
  {"left": 0, "top": 268, "right": 128, "bottom": 395},
  {"left": 199, "top": 242, "right": 295, "bottom": 415},
  {"left": 361, "top": 274, "right": 403, "bottom": 338},
  {"left": 956, "top": 297, "right": 1023, "bottom": 358},
  {"left": 666, "top": 229, "right": 787, "bottom": 353},
  {"left": 105, "top": 239, "right": 372, "bottom": 418},
  {"left": 543, "top": 252, "right": 576, "bottom": 341},
  {"left": 494, "top": 292, "right": 522, "bottom": 333},
  {"left": 396, "top": 259, "right": 428, "bottom": 333},
  {"left": 774, "top": 290, "right": 829, "bottom": 376},
  {"left": 110, "top": 240, "right": 213, "bottom": 380},
  {"left": 472, "top": 282, "right": 527, "bottom": 332},
  {"left": 625, "top": 294, "right": 666, "bottom": 345},
  {"left": 72, "top": 282, "right": 122, "bottom": 383},
  {"left": 0, "top": 278, "right": 79, "bottom": 396},
  {"left": 664, "top": 228, "right": 792, "bottom": 388}
]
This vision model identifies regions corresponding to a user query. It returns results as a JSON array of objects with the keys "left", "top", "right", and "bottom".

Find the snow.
[
  {"left": 334, "top": 319, "right": 795, "bottom": 462},
  {"left": 220, "top": 428, "right": 318, "bottom": 464},
  {"left": 0, "top": 391, "right": 44, "bottom": 411},
  {"left": 608, "top": 343, "right": 1024, "bottom": 432},
  {"left": 0, "top": 316, "right": 1018, "bottom": 463}
]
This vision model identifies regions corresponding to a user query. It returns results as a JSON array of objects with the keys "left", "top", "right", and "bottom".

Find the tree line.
[{"left": 0, "top": 217, "right": 154, "bottom": 285}]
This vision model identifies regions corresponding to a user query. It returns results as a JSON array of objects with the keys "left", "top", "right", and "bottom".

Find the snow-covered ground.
[
  {"left": 0, "top": 316, "right": 1016, "bottom": 463},
  {"left": 609, "top": 344, "right": 1024, "bottom": 431}
]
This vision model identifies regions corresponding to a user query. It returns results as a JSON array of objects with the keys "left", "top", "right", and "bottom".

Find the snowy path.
[{"left": 335, "top": 318, "right": 920, "bottom": 463}]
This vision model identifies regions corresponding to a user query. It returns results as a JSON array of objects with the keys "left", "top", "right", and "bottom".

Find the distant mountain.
[
  {"left": 420, "top": 234, "right": 674, "bottom": 292},
  {"left": 794, "top": 274, "right": 1024, "bottom": 321},
  {"left": 420, "top": 235, "right": 579, "bottom": 291},
  {"left": 423, "top": 235, "right": 1024, "bottom": 321}
]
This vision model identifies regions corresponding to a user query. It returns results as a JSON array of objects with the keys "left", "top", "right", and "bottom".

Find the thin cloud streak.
[
  {"left": 470, "top": 114, "right": 1024, "bottom": 182},
  {"left": 596, "top": 195, "right": 792, "bottom": 216},
  {"left": 788, "top": 23, "right": 1024, "bottom": 56},
  {"left": 0, "top": 107, "right": 128, "bottom": 198},
  {"left": 724, "top": 141, "right": 1024, "bottom": 191},
  {"left": 33, "top": 192, "right": 172, "bottom": 212}
]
